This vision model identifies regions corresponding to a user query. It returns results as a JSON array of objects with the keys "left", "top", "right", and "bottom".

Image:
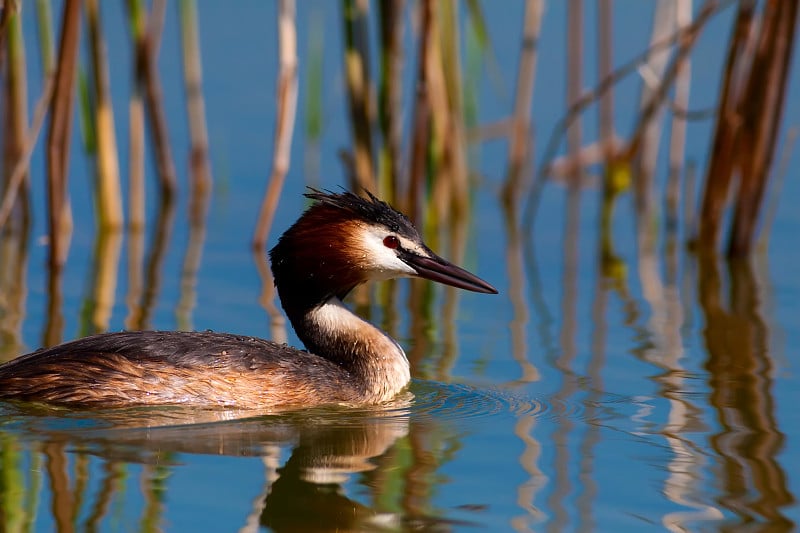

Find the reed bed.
[{"left": 0, "top": 1, "right": 795, "bottom": 344}]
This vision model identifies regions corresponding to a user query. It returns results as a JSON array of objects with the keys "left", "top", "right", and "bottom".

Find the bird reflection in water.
[{"left": 0, "top": 394, "right": 480, "bottom": 531}]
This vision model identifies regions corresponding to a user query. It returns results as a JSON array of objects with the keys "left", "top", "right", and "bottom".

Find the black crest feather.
[{"left": 303, "top": 189, "right": 417, "bottom": 237}]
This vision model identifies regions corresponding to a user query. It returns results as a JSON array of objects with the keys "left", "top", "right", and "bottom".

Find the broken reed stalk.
[
  {"left": 502, "top": 0, "right": 543, "bottom": 208},
  {"left": 46, "top": 0, "right": 82, "bottom": 269},
  {"left": 377, "top": 0, "right": 404, "bottom": 204},
  {"left": 727, "top": 0, "right": 798, "bottom": 256},
  {"left": 86, "top": 0, "right": 124, "bottom": 230},
  {"left": 2, "top": 3, "right": 30, "bottom": 229},
  {"left": 342, "top": 0, "right": 376, "bottom": 193},
  {"left": 252, "top": 0, "right": 298, "bottom": 250},
  {"left": 179, "top": 0, "right": 213, "bottom": 226}
]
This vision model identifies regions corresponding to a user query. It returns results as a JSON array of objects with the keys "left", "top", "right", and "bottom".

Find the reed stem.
[
  {"left": 86, "top": 0, "right": 124, "bottom": 230},
  {"left": 253, "top": 0, "right": 298, "bottom": 249}
]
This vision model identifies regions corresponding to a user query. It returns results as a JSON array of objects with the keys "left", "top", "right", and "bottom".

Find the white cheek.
[{"left": 360, "top": 230, "right": 418, "bottom": 280}]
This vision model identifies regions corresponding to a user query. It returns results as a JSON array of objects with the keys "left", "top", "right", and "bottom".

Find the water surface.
[{"left": 1, "top": 1, "right": 799, "bottom": 531}]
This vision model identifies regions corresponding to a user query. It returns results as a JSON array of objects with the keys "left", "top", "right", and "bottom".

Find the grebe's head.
[{"left": 269, "top": 190, "right": 497, "bottom": 306}]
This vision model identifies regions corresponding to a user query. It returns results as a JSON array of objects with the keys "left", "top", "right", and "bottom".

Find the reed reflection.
[
  {"left": 125, "top": 196, "right": 176, "bottom": 330},
  {"left": 697, "top": 254, "right": 795, "bottom": 531},
  {"left": 81, "top": 228, "right": 123, "bottom": 335}
]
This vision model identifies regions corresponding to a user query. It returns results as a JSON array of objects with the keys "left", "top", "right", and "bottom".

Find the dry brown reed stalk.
[
  {"left": 435, "top": 0, "right": 469, "bottom": 223},
  {"left": 2, "top": 3, "right": 30, "bottom": 229},
  {"left": 502, "top": 0, "right": 543, "bottom": 208},
  {"left": 179, "top": 0, "right": 212, "bottom": 226},
  {"left": 47, "top": 0, "right": 82, "bottom": 270},
  {"left": 411, "top": 0, "right": 461, "bottom": 236},
  {"left": 146, "top": 0, "right": 177, "bottom": 201},
  {"left": 252, "top": 0, "right": 298, "bottom": 250},
  {"left": 128, "top": 0, "right": 177, "bottom": 202},
  {"left": 342, "top": 0, "right": 376, "bottom": 193},
  {"left": 697, "top": 0, "right": 798, "bottom": 256},
  {"left": 407, "top": 0, "right": 433, "bottom": 225},
  {"left": 378, "top": 0, "right": 404, "bottom": 204},
  {"left": 86, "top": 0, "right": 123, "bottom": 230},
  {"left": 694, "top": 2, "right": 754, "bottom": 252},
  {"left": 727, "top": 0, "right": 798, "bottom": 256}
]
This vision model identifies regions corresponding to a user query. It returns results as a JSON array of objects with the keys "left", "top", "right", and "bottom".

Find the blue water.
[{"left": 1, "top": 1, "right": 799, "bottom": 531}]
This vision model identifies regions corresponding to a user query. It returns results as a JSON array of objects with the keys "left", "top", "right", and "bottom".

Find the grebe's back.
[
  {"left": 0, "top": 191, "right": 497, "bottom": 409},
  {"left": 0, "top": 331, "right": 359, "bottom": 408}
]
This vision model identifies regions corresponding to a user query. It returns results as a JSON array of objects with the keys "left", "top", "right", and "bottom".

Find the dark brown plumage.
[{"left": 0, "top": 191, "right": 497, "bottom": 409}]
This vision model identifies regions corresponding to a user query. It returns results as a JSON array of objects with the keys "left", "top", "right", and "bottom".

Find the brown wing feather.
[{"left": 0, "top": 331, "right": 360, "bottom": 408}]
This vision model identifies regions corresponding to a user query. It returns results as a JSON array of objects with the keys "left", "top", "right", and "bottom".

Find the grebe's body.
[{"left": 0, "top": 191, "right": 496, "bottom": 409}]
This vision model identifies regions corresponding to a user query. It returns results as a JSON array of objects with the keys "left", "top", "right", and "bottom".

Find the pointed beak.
[{"left": 401, "top": 250, "right": 498, "bottom": 294}]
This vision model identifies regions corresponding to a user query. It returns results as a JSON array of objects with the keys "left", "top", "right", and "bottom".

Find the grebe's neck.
[{"left": 286, "top": 296, "right": 411, "bottom": 403}]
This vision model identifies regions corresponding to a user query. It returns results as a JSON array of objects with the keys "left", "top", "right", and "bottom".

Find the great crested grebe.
[{"left": 0, "top": 190, "right": 497, "bottom": 409}]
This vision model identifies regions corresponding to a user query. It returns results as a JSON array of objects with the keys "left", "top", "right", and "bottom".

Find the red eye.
[{"left": 383, "top": 235, "right": 400, "bottom": 249}]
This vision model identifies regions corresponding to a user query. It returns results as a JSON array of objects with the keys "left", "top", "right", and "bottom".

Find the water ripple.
[{"left": 409, "top": 380, "right": 548, "bottom": 421}]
